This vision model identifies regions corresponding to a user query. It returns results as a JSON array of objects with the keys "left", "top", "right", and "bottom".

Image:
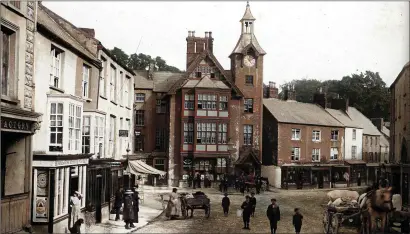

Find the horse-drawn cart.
[
  {"left": 323, "top": 199, "right": 361, "bottom": 234},
  {"left": 180, "top": 191, "right": 211, "bottom": 219}
]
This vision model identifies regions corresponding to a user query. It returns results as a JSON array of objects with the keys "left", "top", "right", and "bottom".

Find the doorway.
[{"left": 95, "top": 176, "right": 103, "bottom": 223}]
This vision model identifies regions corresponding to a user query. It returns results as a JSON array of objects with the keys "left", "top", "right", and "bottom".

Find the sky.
[{"left": 43, "top": 1, "right": 409, "bottom": 87}]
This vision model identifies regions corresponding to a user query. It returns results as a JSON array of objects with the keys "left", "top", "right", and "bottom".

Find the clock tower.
[{"left": 229, "top": 1, "right": 266, "bottom": 162}]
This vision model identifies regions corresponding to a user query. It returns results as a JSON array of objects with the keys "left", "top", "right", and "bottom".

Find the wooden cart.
[
  {"left": 180, "top": 192, "right": 211, "bottom": 219},
  {"left": 323, "top": 204, "right": 361, "bottom": 234}
]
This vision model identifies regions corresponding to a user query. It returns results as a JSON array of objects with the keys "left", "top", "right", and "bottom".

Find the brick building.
[
  {"left": 262, "top": 89, "right": 347, "bottom": 189},
  {"left": 389, "top": 61, "right": 410, "bottom": 207},
  {"left": 133, "top": 3, "right": 265, "bottom": 186}
]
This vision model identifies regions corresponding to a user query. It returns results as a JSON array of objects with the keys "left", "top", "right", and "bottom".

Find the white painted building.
[
  {"left": 31, "top": 5, "right": 101, "bottom": 233},
  {"left": 96, "top": 46, "right": 134, "bottom": 160},
  {"left": 326, "top": 108, "right": 364, "bottom": 160}
]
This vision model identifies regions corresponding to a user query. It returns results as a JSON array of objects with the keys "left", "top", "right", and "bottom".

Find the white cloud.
[{"left": 43, "top": 1, "right": 409, "bottom": 86}]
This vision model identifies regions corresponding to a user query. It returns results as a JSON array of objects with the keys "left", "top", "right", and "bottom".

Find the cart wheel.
[
  {"left": 205, "top": 206, "right": 211, "bottom": 218},
  {"left": 323, "top": 210, "right": 330, "bottom": 233}
]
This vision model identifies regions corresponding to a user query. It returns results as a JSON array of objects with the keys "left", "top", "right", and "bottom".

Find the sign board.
[
  {"left": 119, "top": 130, "right": 128, "bottom": 137},
  {"left": 1, "top": 117, "right": 33, "bottom": 132}
]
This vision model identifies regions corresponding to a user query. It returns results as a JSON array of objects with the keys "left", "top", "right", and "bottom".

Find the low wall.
[{"left": 261, "top": 165, "right": 281, "bottom": 188}]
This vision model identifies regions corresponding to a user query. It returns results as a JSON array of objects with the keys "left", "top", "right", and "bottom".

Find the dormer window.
[{"left": 195, "top": 72, "right": 202, "bottom": 78}]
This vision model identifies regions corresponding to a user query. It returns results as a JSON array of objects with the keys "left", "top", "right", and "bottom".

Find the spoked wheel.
[{"left": 323, "top": 210, "right": 339, "bottom": 234}]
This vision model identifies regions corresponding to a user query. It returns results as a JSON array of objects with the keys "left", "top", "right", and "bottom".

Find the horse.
[{"left": 358, "top": 186, "right": 393, "bottom": 233}]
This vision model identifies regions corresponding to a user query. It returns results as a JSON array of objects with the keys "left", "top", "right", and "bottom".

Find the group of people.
[
  {"left": 221, "top": 192, "right": 303, "bottom": 234},
  {"left": 113, "top": 187, "right": 140, "bottom": 229}
]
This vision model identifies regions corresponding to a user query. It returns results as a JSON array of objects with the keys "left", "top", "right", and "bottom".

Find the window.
[
  {"left": 68, "top": 104, "right": 75, "bottom": 150},
  {"left": 100, "top": 57, "right": 107, "bottom": 96},
  {"left": 75, "top": 106, "right": 81, "bottom": 150},
  {"left": 330, "top": 147, "right": 338, "bottom": 160},
  {"left": 195, "top": 160, "right": 211, "bottom": 171},
  {"left": 125, "top": 119, "right": 130, "bottom": 151},
  {"left": 218, "top": 123, "right": 228, "bottom": 144},
  {"left": 49, "top": 103, "right": 63, "bottom": 152},
  {"left": 183, "top": 123, "right": 194, "bottom": 144},
  {"left": 135, "top": 131, "right": 144, "bottom": 152},
  {"left": 352, "top": 129, "right": 357, "bottom": 140},
  {"left": 109, "top": 116, "right": 116, "bottom": 157},
  {"left": 210, "top": 73, "right": 215, "bottom": 78},
  {"left": 184, "top": 94, "right": 194, "bottom": 110},
  {"left": 196, "top": 123, "right": 217, "bottom": 144},
  {"left": 119, "top": 118, "right": 124, "bottom": 156},
  {"left": 156, "top": 99, "right": 167, "bottom": 113},
  {"left": 291, "top": 147, "right": 300, "bottom": 161},
  {"left": 82, "top": 116, "right": 91, "bottom": 154},
  {"left": 370, "top": 137, "right": 373, "bottom": 145},
  {"left": 94, "top": 116, "right": 104, "bottom": 157},
  {"left": 118, "top": 72, "right": 123, "bottom": 105},
  {"left": 197, "top": 94, "right": 216, "bottom": 110},
  {"left": 312, "top": 148, "right": 320, "bottom": 162},
  {"left": 219, "top": 96, "right": 228, "bottom": 111},
  {"left": 135, "top": 110, "right": 144, "bottom": 126},
  {"left": 331, "top": 130, "right": 339, "bottom": 141},
  {"left": 245, "top": 75, "right": 253, "bottom": 85},
  {"left": 82, "top": 65, "right": 90, "bottom": 98},
  {"left": 292, "top": 129, "right": 301, "bottom": 140},
  {"left": 154, "top": 159, "right": 165, "bottom": 171},
  {"left": 244, "top": 98, "right": 253, "bottom": 113},
  {"left": 312, "top": 130, "right": 321, "bottom": 142},
  {"left": 1, "top": 27, "right": 16, "bottom": 97},
  {"left": 50, "top": 47, "right": 62, "bottom": 88},
  {"left": 195, "top": 72, "right": 202, "bottom": 78},
  {"left": 135, "top": 93, "right": 145, "bottom": 102},
  {"left": 110, "top": 66, "right": 116, "bottom": 102},
  {"left": 244, "top": 125, "right": 253, "bottom": 145},
  {"left": 124, "top": 76, "right": 130, "bottom": 107},
  {"left": 155, "top": 128, "right": 167, "bottom": 150},
  {"left": 351, "top": 146, "right": 357, "bottom": 159}
]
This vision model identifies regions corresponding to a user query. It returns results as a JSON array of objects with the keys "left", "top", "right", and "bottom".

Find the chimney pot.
[
  {"left": 205, "top": 32, "right": 209, "bottom": 38},
  {"left": 192, "top": 31, "right": 196, "bottom": 37},
  {"left": 209, "top": 31, "right": 212, "bottom": 38}
]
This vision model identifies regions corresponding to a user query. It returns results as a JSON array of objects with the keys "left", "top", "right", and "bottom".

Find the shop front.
[
  {"left": 1, "top": 108, "right": 42, "bottom": 234},
  {"left": 31, "top": 155, "right": 89, "bottom": 234},
  {"left": 367, "top": 163, "right": 381, "bottom": 186},
  {"left": 344, "top": 160, "right": 367, "bottom": 186}
]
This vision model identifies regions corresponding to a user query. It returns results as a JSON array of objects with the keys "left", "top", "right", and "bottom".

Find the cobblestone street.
[{"left": 136, "top": 188, "right": 336, "bottom": 233}]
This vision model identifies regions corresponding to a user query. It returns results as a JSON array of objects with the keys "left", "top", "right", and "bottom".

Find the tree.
[
  {"left": 109, "top": 47, "right": 181, "bottom": 72},
  {"left": 279, "top": 71, "right": 390, "bottom": 120}
]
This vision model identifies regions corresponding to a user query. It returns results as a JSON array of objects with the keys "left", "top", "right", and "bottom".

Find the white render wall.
[
  {"left": 33, "top": 33, "right": 83, "bottom": 153},
  {"left": 343, "top": 127, "right": 363, "bottom": 160},
  {"left": 97, "top": 50, "right": 134, "bottom": 160}
]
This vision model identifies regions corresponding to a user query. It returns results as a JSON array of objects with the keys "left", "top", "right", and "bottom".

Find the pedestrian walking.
[
  {"left": 123, "top": 189, "right": 135, "bottom": 229},
  {"left": 266, "top": 198, "right": 281, "bottom": 234},
  {"left": 221, "top": 193, "right": 230, "bottom": 216},
  {"left": 114, "top": 188, "right": 123, "bottom": 221},
  {"left": 69, "top": 191, "right": 83, "bottom": 227},
  {"left": 223, "top": 175, "right": 228, "bottom": 193},
  {"left": 196, "top": 173, "right": 201, "bottom": 188},
  {"left": 250, "top": 192, "right": 256, "bottom": 217},
  {"left": 255, "top": 176, "right": 261, "bottom": 194},
  {"left": 293, "top": 208, "right": 303, "bottom": 234},
  {"left": 241, "top": 195, "right": 253, "bottom": 230}
]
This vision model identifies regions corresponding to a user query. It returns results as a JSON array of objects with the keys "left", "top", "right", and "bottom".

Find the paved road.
[{"left": 136, "top": 188, "right": 340, "bottom": 233}]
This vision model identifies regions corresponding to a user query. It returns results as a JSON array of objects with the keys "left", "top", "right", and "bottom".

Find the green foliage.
[
  {"left": 280, "top": 71, "right": 390, "bottom": 120},
  {"left": 109, "top": 48, "right": 181, "bottom": 72}
]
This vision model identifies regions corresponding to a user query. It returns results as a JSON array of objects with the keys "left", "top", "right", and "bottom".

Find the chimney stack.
[
  {"left": 265, "top": 81, "right": 279, "bottom": 99},
  {"left": 192, "top": 31, "right": 196, "bottom": 37},
  {"left": 330, "top": 96, "right": 349, "bottom": 112},
  {"left": 188, "top": 31, "right": 192, "bottom": 37},
  {"left": 205, "top": 32, "right": 209, "bottom": 38},
  {"left": 209, "top": 31, "right": 212, "bottom": 38},
  {"left": 371, "top": 118, "right": 384, "bottom": 131},
  {"left": 147, "top": 62, "right": 155, "bottom": 80},
  {"left": 313, "top": 87, "right": 327, "bottom": 109}
]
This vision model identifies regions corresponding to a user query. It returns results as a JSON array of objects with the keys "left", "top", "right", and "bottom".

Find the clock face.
[
  {"left": 243, "top": 55, "right": 256, "bottom": 67},
  {"left": 37, "top": 173, "right": 48, "bottom": 188}
]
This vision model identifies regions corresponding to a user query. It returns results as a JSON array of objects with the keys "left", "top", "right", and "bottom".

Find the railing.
[{"left": 1, "top": 193, "right": 29, "bottom": 234}]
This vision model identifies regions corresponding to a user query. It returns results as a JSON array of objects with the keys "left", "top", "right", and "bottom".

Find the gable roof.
[
  {"left": 183, "top": 76, "right": 230, "bottom": 90},
  {"left": 346, "top": 107, "right": 381, "bottom": 136},
  {"left": 37, "top": 5, "right": 100, "bottom": 66},
  {"left": 133, "top": 70, "right": 184, "bottom": 93},
  {"left": 325, "top": 108, "right": 363, "bottom": 129},
  {"left": 263, "top": 98, "right": 343, "bottom": 127},
  {"left": 231, "top": 33, "right": 266, "bottom": 56},
  {"left": 134, "top": 71, "right": 154, "bottom": 90},
  {"left": 168, "top": 50, "right": 243, "bottom": 96}
]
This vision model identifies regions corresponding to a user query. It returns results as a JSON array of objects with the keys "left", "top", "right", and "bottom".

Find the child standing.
[
  {"left": 250, "top": 192, "right": 256, "bottom": 217},
  {"left": 221, "top": 193, "right": 230, "bottom": 216},
  {"left": 293, "top": 208, "right": 303, "bottom": 234}
]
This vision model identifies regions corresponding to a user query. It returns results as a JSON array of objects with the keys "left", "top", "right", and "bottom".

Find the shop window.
[{"left": 154, "top": 159, "right": 166, "bottom": 171}]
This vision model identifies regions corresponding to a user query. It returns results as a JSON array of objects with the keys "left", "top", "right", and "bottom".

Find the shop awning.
[{"left": 126, "top": 160, "right": 166, "bottom": 176}]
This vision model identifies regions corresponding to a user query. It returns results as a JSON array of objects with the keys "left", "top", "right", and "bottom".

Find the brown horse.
[{"left": 359, "top": 186, "right": 393, "bottom": 233}]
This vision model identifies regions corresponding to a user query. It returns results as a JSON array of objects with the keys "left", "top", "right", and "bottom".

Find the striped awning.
[{"left": 126, "top": 160, "right": 166, "bottom": 176}]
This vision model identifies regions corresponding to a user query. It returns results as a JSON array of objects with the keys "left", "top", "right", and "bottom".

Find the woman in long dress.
[{"left": 165, "top": 188, "right": 180, "bottom": 219}]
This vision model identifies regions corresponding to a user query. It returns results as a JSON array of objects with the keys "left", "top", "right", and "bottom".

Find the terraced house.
[
  {"left": 1, "top": 1, "right": 42, "bottom": 233},
  {"left": 133, "top": 2, "right": 265, "bottom": 186}
]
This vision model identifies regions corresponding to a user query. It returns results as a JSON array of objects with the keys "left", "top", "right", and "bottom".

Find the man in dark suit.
[
  {"left": 241, "top": 196, "right": 253, "bottom": 230},
  {"left": 266, "top": 198, "right": 281, "bottom": 234}
]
